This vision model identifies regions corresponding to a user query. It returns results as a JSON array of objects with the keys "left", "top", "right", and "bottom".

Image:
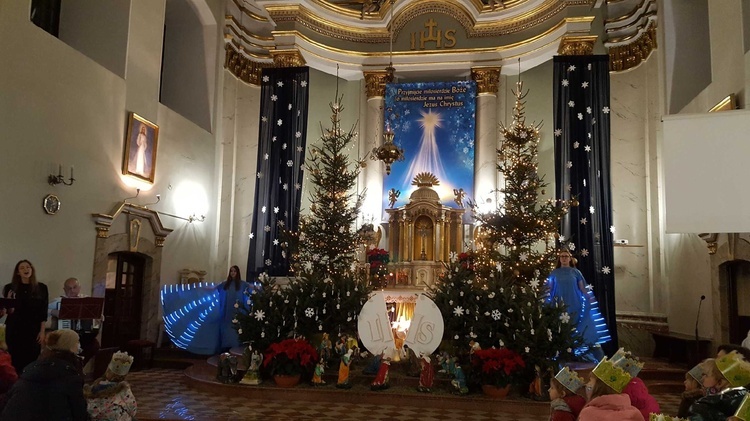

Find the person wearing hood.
[{"left": 0, "top": 329, "right": 87, "bottom": 421}]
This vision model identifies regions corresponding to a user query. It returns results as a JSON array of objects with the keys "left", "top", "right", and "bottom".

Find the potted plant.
[
  {"left": 263, "top": 338, "right": 318, "bottom": 387},
  {"left": 471, "top": 347, "right": 526, "bottom": 398}
]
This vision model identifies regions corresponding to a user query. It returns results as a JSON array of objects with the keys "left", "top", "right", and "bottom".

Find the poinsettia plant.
[
  {"left": 471, "top": 347, "right": 526, "bottom": 387},
  {"left": 366, "top": 248, "right": 390, "bottom": 287},
  {"left": 263, "top": 338, "right": 318, "bottom": 377}
]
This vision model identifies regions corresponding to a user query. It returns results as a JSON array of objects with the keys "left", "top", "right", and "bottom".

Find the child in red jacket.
[
  {"left": 0, "top": 325, "right": 18, "bottom": 395},
  {"left": 549, "top": 367, "right": 587, "bottom": 421}
]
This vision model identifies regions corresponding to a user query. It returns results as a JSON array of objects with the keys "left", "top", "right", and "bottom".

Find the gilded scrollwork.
[{"left": 608, "top": 23, "right": 657, "bottom": 72}]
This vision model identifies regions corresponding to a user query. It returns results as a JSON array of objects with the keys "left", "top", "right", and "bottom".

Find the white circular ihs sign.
[{"left": 357, "top": 292, "right": 444, "bottom": 357}]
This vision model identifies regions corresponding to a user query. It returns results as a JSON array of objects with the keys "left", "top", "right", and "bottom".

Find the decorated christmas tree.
[
  {"left": 236, "top": 96, "right": 371, "bottom": 351},
  {"left": 429, "top": 80, "right": 582, "bottom": 396},
  {"left": 474, "top": 80, "right": 570, "bottom": 284}
]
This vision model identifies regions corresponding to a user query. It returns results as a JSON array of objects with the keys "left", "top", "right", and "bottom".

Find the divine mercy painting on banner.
[{"left": 382, "top": 81, "right": 476, "bottom": 222}]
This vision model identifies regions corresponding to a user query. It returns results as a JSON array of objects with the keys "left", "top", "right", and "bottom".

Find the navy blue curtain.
[
  {"left": 553, "top": 55, "right": 618, "bottom": 354},
  {"left": 247, "top": 67, "right": 309, "bottom": 281}
]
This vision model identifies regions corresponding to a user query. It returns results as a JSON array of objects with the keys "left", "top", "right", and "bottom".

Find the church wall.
[
  {"left": 0, "top": 1, "right": 222, "bottom": 299},
  {"left": 656, "top": 0, "right": 748, "bottom": 339},
  {"left": 672, "top": 0, "right": 746, "bottom": 113}
]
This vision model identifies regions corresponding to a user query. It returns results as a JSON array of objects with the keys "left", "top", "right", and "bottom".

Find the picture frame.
[{"left": 123, "top": 112, "right": 159, "bottom": 183}]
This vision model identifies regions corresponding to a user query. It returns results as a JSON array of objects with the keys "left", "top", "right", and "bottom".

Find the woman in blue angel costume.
[
  {"left": 218, "top": 265, "right": 250, "bottom": 351},
  {"left": 546, "top": 249, "right": 610, "bottom": 360},
  {"left": 160, "top": 266, "right": 253, "bottom": 355}
]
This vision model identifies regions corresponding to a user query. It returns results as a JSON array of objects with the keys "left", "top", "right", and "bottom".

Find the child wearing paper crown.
[
  {"left": 611, "top": 348, "right": 660, "bottom": 420},
  {"left": 687, "top": 351, "right": 750, "bottom": 421},
  {"left": 84, "top": 351, "right": 137, "bottom": 421},
  {"left": 677, "top": 360, "right": 709, "bottom": 418},
  {"left": 548, "top": 367, "right": 587, "bottom": 421},
  {"left": 0, "top": 325, "right": 17, "bottom": 395},
  {"left": 578, "top": 349, "right": 646, "bottom": 421}
]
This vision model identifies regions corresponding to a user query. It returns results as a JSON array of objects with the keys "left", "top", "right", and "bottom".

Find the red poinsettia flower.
[
  {"left": 471, "top": 347, "right": 526, "bottom": 387},
  {"left": 263, "top": 338, "right": 318, "bottom": 376}
]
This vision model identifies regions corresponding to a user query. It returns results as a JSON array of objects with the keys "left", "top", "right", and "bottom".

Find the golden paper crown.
[
  {"left": 591, "top": 348, "right": 643, "bottom": 393},
  {"left": 715, "top": 351, "right": 750, "bottom": 387},
  {"left": 649, "top": 414, "right": 687, "bottom": 421},
  {"left": 734, "top": 394, "right": 750, "bottom": 421},
  {"left": 555, "top": 367, "right": 585, "bottom": 394},
  {"left": 108, "top": 351, "right": 134, "bottom": 376}
]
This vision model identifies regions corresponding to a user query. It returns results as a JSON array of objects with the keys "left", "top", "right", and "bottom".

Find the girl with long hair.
[{"left": 218, "top": 265, "right": 249, "bottom": 350}]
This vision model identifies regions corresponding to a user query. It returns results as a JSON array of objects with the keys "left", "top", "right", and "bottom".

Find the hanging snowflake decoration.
[
  {"left": 254, "top": 310, "right": 266, "bottom": 321},
  {"left": 304, "top": 307, "right": 314, "bottom": 318},
  {"left": 559, "top": 312, "right": 570, "bottom": 323},
  {"left": 453, "top": 306, "right": 464, "bottom": 317},
  {"left": 491, "top": 309, "right": 501, "bottom": 320},
  {"left": 601, "top": 266, "right": 611, "bottom": 275}
]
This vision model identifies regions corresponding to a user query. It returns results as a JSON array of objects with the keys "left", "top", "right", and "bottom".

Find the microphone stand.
[{"left": 695, "top": 295, "right": 705, "bottom": 364}]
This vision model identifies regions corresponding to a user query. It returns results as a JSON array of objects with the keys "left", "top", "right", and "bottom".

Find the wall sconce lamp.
[{"left": 48, "top": 165, "right": 75, "bottom": 186}]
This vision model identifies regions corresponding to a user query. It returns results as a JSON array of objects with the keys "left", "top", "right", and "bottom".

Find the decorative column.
[
  {"left": 362, "top": 70, "right": 394, "bottom": 224},
  {"left": 434, "top": 213, "right": 443, "bottom": 261},
  {"left": 443, "top": 218, "right": 451, "bottom": 258},
  {"left": 399, "top": 216, "right": 406, "bottom": 262},
  {"left": 407, "top": 218, "right": 414, "bottom": 261},
  {"left": 471, "top": 67, "right": 501, "bottom": 212}
]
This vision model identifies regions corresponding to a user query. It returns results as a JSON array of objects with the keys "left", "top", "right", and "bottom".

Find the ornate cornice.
[
  {"left": 557, "top": 34, "right": 597, "bottom": 55},
  {"left": 608, "top": 21, "right": 656, "bottom": 72},
  {"left": 471, "top": 67, "right": 501, "bottom": 94},
  {"left": 364, "top": 70, "right": 393, "bottom": 98},
  {"left": 265, "top": 0, "right": 580, "bottom": 43},
  {"left": 224, "top": 43, "right": 274, "bottom": 86},
  {"left": 92, "top": 202, "right": 173, "bottom": 246},
  {"left": 271, "top": 49, "right": 307, "bottom": 67}
]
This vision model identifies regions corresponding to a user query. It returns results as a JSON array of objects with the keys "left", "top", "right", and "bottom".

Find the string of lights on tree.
[
  {"left": 237, "top": 95, "right": 372, "bottom": 350},
  {"left": 473, "top": 80, "right": 572, "bottom": 284}
]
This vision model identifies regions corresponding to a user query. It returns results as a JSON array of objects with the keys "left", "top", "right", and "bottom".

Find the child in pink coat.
[
  {"left": 579, "top": 349, "right": 648, "bottom": 421},
  {"left": 579, "top": 375, "right": 645, "bottom": 421}
]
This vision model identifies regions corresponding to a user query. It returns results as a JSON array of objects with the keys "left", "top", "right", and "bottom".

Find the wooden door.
[{"left": 101, "top": 252, "right": 144, "bottom": 348}]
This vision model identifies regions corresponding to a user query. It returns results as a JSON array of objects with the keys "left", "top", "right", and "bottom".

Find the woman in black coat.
[
  {"left": 1, "top": 260, "right": 49, "bottom": 373},
  {"left": 0, "top": 329, "right": 88, "bottom": 421}
]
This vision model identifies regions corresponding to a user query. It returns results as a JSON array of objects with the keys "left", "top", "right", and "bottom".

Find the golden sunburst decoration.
[{"left": 411, "top": 172, "right": 440, "bottom": 187}]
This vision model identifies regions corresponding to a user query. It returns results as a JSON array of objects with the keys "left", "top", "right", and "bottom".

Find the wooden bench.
[{"left": 651, "top": 331, "right": 712, "bottom": 366}]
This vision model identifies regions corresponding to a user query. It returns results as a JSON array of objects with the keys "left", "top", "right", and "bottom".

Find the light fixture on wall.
[
  {"left": 370, "top": 0, "right": 404, "bottom": 175},
  {"left": 48, "top": 164, "right": 75, "bottom": 186}
]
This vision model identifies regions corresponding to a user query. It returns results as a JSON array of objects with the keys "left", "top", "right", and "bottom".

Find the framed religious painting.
[{"left": 122, "top": 112, "right": 159, "bottom": 183}]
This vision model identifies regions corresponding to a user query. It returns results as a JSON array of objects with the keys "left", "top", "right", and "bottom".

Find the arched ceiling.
[{"left": 224, "top": 0, "right": 657, "bottom": 84}]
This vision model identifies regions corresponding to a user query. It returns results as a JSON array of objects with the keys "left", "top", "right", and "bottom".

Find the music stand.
[{"left": 58, "top": 297, "right": 104, "bottom": 320}]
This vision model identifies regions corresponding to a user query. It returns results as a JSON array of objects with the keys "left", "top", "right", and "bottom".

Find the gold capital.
[
  {"left": 364, "top": 70, "right": 394, "bottom": 98},
  {"left": 155, "top": 236, "right": 166, "bottom": 247},
  {"left": 471, "top": 67, "right": 501, "bottom": 94},
  {"left": 95, "top": 226, "right": 109, "bottom": 238},
  {"left": 558, "top": 35, "right": 598, "bottom": 56},
  {"left": 271, "top": 49, "right": 307, "bottom": 68}
]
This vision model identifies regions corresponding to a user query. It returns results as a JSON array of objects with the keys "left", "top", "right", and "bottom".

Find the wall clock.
[{"left": 43, "top": 194, "right": 61, "bottom": 215}]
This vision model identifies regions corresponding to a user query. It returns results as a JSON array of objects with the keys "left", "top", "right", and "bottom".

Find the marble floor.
[{"left": 128, "top": 368, "right": 682, "bottom": 421}]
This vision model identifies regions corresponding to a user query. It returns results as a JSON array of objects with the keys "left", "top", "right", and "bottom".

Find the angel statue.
[
  {"left": 453, "top": 188, "right": 466, "bottom": 208},
  {"left": 388, "top": 188, "right": 401, "bottom": 208}
]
